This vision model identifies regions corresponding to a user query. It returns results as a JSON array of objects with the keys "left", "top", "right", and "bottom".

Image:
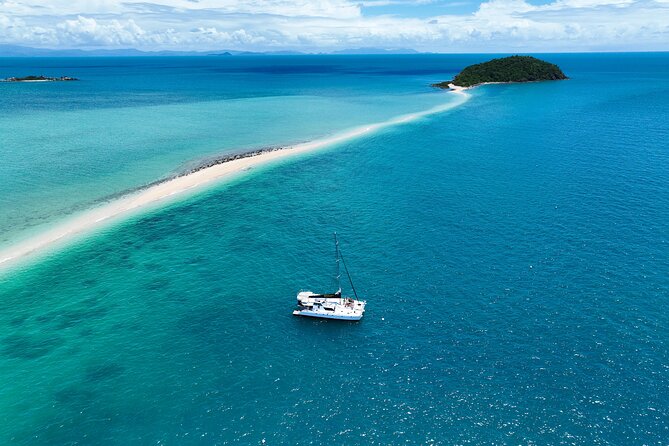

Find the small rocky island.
[
  {"left": 2, "top": 75, "right": 79, "bottom": 83},
  {"left": 433, "top": 55, "right": 568, "bottom": 89}
]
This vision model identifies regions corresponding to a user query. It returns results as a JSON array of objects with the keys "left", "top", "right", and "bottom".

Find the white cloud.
[
  {"left": 429, "top": 0, "right": 669, "bottom": 50},
  {"left": 546, "top": 0, "right": 636, "bottom": 9},
  {"left": 1, "top": 0, "right": 362, "bottom": 18},
  {"left": 359, "top": 0, "right": 439, "bottom": 6},
  {"left": 55, "top": 16, "right": 146, "bottom": 46},
  {"left": 0, "top": 0, "right": 667, "bottom": 51}
]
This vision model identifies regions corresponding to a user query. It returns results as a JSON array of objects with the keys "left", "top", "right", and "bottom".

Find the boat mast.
[
  {"left": 335, "top": 233, "right": 360, "bottom": 301},
  {"left": 334, "top": 232, "right": 342, "bottom": 295}
]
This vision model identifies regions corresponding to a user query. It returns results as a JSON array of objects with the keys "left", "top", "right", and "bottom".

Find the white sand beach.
[
  {"left": 448, "top": 83, "right": 469, "bottom": 93},
  {"left": 0, "top": 90, "right": 469, "bottom": 270}
]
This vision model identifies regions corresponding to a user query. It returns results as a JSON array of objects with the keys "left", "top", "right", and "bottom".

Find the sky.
[{"left": 0, "top": 0, "right": 667, "bottom": 52}]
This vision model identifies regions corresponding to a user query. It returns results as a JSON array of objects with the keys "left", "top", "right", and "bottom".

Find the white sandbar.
[{"left": 0, "top": 90, "right": 469, "bottom": 270}]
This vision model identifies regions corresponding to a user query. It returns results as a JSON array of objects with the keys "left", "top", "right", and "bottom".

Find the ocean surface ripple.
[{"left": 0, "top": 54, "right": 668, "bottom": 445}]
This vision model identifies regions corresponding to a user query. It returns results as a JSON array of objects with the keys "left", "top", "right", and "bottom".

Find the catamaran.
[{"left": 293, "top": 233, "right": 366, "bottom": 321}]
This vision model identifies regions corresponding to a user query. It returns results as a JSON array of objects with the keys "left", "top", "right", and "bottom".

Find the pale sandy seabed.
[{"left": 0, "top": 89, "right": 470, "bottom": 271}]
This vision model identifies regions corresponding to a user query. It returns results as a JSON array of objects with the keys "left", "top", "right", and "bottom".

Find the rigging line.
[
  {"left": 339, "top": 250, "right": 359, "bottom": 301},
  {"left": 334, "top": 232, "right": 342, "bottom": 293}
]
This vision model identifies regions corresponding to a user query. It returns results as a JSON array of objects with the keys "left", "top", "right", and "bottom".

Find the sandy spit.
[{"left": 0, "top": 90, "right": 470, "bottom": 271}]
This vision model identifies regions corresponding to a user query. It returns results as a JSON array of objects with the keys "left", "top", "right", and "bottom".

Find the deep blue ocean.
[{"left": 0, "top": 54, "right": 668, "bottom": 445}]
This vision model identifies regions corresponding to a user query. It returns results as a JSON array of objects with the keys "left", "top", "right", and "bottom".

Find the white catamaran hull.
[{"left": 292, "top": 309, "right": 364, "bottom": 321}]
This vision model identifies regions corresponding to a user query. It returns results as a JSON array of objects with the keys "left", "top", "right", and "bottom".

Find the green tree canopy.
[{"left": 436, "top": 56, "right": 568, "bottom": 88}]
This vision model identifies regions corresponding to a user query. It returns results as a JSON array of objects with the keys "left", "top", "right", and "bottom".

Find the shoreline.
[
  {"left": 438, "top": 79, "right": 568, "bottom": 91},
  {"left": 437, "top": 82, "right": 506, "bottom": 91},
  {"left": 1, "top": 76, "right": 79, "bottom": 83},
  {"left": 0, "top": 90, "right": 469, "bottom": 271}
]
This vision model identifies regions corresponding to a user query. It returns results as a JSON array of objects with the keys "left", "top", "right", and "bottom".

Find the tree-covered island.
[
  {"left": 2, "top": 75, "right": 79, "bottom": 82},
  {"left": 433, "top": 55, "right": 568, "bottom": 89}
]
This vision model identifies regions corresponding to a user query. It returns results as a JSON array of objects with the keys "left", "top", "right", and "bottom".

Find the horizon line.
[{"left": 2, "top": 48, "right": 668, "bottom": 57}]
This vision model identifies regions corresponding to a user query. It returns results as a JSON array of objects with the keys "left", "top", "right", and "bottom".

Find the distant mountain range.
[{"left": 0, "top": 44, "right": 421, "bottom": 57}]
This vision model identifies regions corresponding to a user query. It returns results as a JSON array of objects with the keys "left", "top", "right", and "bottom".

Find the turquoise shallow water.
[
  {"left": 1, "top": 54, "right": 669, "bottom": 444},
  {"left": 0, "top": 55, "right": 461, "bottom": 248}
]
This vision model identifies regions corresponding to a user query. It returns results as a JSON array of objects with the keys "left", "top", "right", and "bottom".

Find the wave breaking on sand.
[{"left": 0, "top": 90, "right": 469, "bottom": 271}]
